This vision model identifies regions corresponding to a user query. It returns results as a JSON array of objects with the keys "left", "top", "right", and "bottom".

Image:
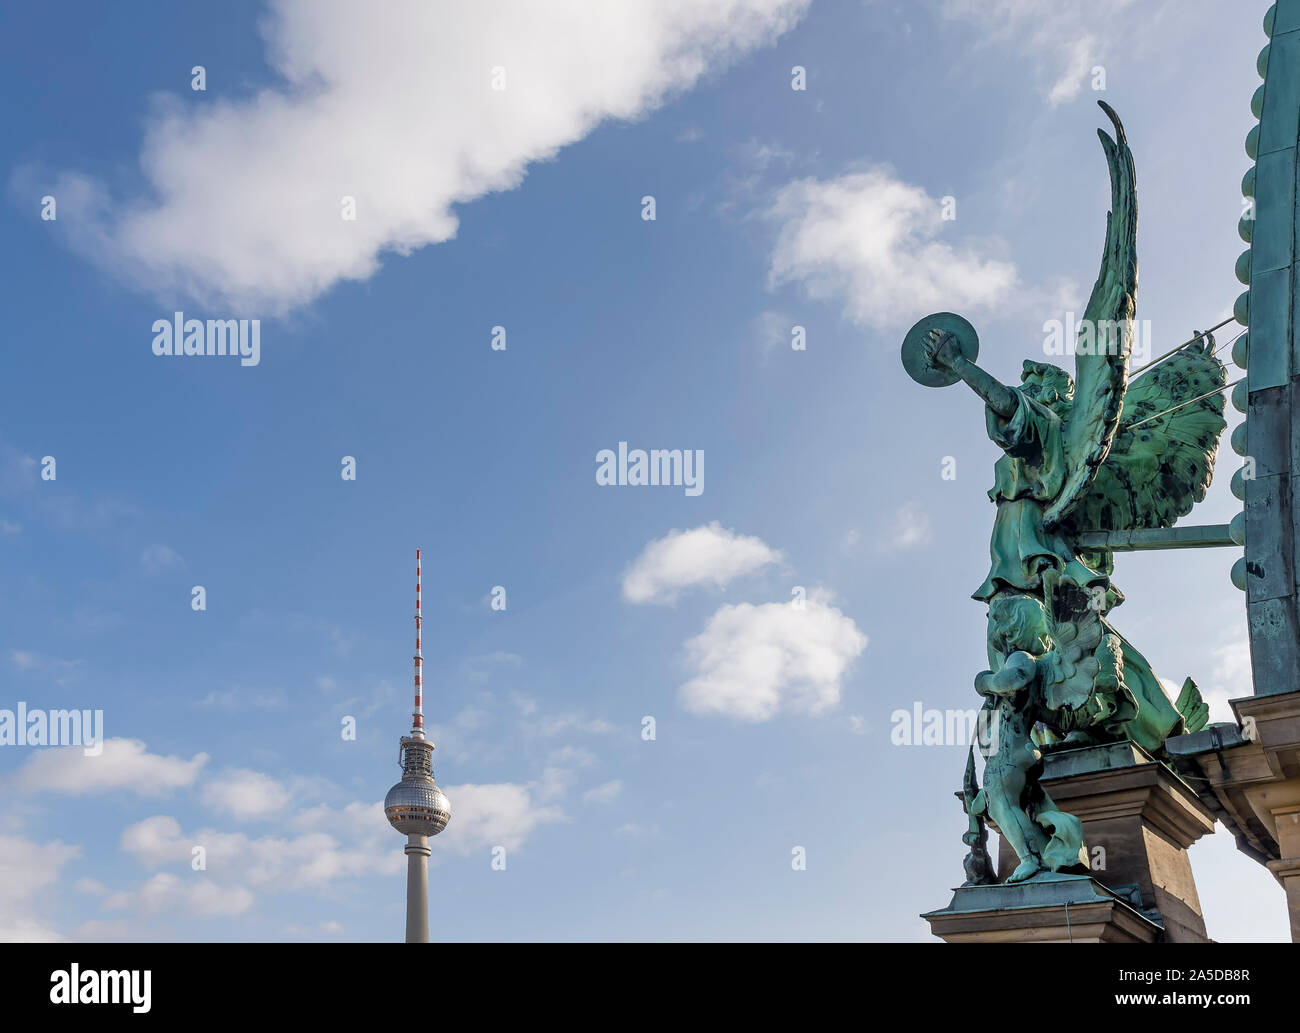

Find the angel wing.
[
  {"left": 1059, "top": 341, "right": 1227, "bottom": 534},
  {"left": 1041, "top": 102, "right": 1137, "bottom": 532}
]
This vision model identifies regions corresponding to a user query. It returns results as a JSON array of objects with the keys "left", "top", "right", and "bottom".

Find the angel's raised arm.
[{"left": 925, "top": 329, "right": 1018, "bottom": 418}]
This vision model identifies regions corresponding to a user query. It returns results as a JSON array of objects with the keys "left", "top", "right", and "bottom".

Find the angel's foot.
[{"left": 1007, "top": 857, "right": 1045, "bottom": 883}]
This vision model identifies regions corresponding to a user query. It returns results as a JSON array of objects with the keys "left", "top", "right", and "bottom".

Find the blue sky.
[{"left": 0, "top": 0, "right": 1289, "bottom": 941}]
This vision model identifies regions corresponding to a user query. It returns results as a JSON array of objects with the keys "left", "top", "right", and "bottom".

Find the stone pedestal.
[
  {"left": 922, "top": 873, "right": 1161, "bottom": 943},
  {"left": 925, "top": 740, "right": 1215, "bottom": 943},
  {"left": 1030, "top": 741, "right": 1216, "bottom": 942}
]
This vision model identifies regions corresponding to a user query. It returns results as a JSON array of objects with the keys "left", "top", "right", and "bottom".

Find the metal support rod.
[
  {"left": 1074, "top": 524, "right": 1235, "bottom": 552},
  {"left": 1129, "top": 316, "right": 1235, "bottom": 376},
  {"left": 1125, "top": 378, "right": 1243, "bottom": 431}
]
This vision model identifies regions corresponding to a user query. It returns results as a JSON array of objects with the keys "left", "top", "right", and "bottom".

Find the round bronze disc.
[{"left": 901, "top": 312, "right": 980, "bottom": 387}]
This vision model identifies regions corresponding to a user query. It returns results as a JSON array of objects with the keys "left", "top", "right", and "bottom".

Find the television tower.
[{"left": 383, "top": 548, "right": 451, "bottom": 942}]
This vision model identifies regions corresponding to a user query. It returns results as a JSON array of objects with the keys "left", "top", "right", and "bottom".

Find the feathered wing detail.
[
  {"left": 1175, "top": 677, "right": 1210, "bottom": 734},
  {"left": 1038, "top": 572, "right": 1107, "bottom": 711},
  {"left": 1042, "top": 102, "right": 1137, "bottom": 532},
  {"left": 1061, "top": 341, "right": 1227, "bottom": 533}
]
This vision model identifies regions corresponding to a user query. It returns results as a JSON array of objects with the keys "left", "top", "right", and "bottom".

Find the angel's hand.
[
  {"left": 925, "top": 329, "right": 963, "bottom": 370},
  {"left": 975, "top": 652, "right": 1036, "bottom": 697},
  {"left": 1052, "top": 693, "right": 1114, "bottom": 732}
]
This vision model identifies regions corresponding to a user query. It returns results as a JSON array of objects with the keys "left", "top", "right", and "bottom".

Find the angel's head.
[
  {"left": 988, "top": 592, "right": 1052, "bottom": 659},
  {"left": 1020, "top": 361, "right": 1074, "bottom": 415}
]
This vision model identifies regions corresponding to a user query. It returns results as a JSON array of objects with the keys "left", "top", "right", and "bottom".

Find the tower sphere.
[
  {"left": 384, "top": 777, "right": 451, "bottom": 836},
  {"left": 386, "top": 735, "right": 450, "bottom": 836}
]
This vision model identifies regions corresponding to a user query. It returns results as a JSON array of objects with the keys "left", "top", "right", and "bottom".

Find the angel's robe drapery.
[{"left": 972, "top": 389, "right": 1111, "bottom": 603}]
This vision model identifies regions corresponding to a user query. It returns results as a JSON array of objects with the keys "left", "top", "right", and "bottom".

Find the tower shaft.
[{"left": 404, "top": 834, "right": 431, "bottom": 943}]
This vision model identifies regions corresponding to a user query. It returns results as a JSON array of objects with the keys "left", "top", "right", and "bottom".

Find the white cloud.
[
  {"left": 71, "top": 920, "right": 137, "bottom": 942},
  {"left": 582, "top": 780, "right": 623, "bottom": 805},
  {"left": 623, "top": 521, "right": 782, "bottom": 604},
  {"left": 0, "top": 834, "right": 79, "bottom": 942},
  {"left": 1045, "top": 35, "right": 1095, "bottom": 107},
  {"left": 289, "top": 800, "right": 385, "bottom": 839},
  {"left": 140, "top": 543, "right": 184, "bottom": 573},
  {"left": 437, "top": 782, "right": 565, "bottom": 854},
  {"left": 940, "top": 0, "right": 1137, "bottom": 108},
  {"left": 536, "top": 766, "right": 577, "bottom": 802},
  {"left": 0, "top": 918, "right": 63, "bottom": 943},
  {"left": 8, "top": 649, "right": 83, "bottom": 683},
  {"left": 280, "top": 919, "right": 345, "bottom": 938},
  {"left": 547, "top": 745, "right": 598, "bottom": 768},
  {"left": 1202, "top": 639, "right": 1253, "bottom": 724},
  {"left": 120, "top": 811, "right": 400, "bottom": 892},
  {"left": 879, "top": 502, "right": 932, "bottom": 553},
  {"left": 8, "top": 738, "right": 208, "bottom": 796},
  {"left": 197, "top": 687, "right": 287, "bottom": 710},
  {"left": 200, "top": 769, "right": 292, "bottom": 820},
  {"left": 765, "top": 169, "right": 1018, "bottom": 330},
  {"left": 44, "top": 775, "right": 563, "bottom": 933},
  {"left": 0, "top": 445, "right": 140, "bottom": 533},
  {"left": 755, "top": 309, "right": 795, "bottom": 354},
  {"left": 50, "top": 0, "right": 809, "bottom": 314},
  {"left": 75, "top": 877, "right": 108, "bottom": 896},
  {"left": 680, "top": 593, "right": 867, "bottom": 721},
  {"left": 119, "top": 815, "right": 188, "bottom": 865},
  {"left": 105, "top": 873, "right": 254, "bottom": 918}
]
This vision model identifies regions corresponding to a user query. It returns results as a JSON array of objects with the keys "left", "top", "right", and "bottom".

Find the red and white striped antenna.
[{"left": 411, "top": 547, "right": 424, "bottom": 739}]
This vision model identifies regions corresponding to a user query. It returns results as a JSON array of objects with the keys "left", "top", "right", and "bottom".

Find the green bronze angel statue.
[
  {"left": 903, "top": 102, "right": 1223, "bottom": 881},
  {"left": 965, "top": 573, "right": 1112, "bottom": 882}
]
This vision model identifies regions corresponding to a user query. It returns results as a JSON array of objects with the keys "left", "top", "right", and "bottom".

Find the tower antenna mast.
[{"left": 412, "top": 547, "right": 424, "bottom": 738}]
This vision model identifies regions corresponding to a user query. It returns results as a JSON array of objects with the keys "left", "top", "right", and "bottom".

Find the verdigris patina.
[{"left": 905, "top": 102, "right": 1223, "bottom": 884}]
